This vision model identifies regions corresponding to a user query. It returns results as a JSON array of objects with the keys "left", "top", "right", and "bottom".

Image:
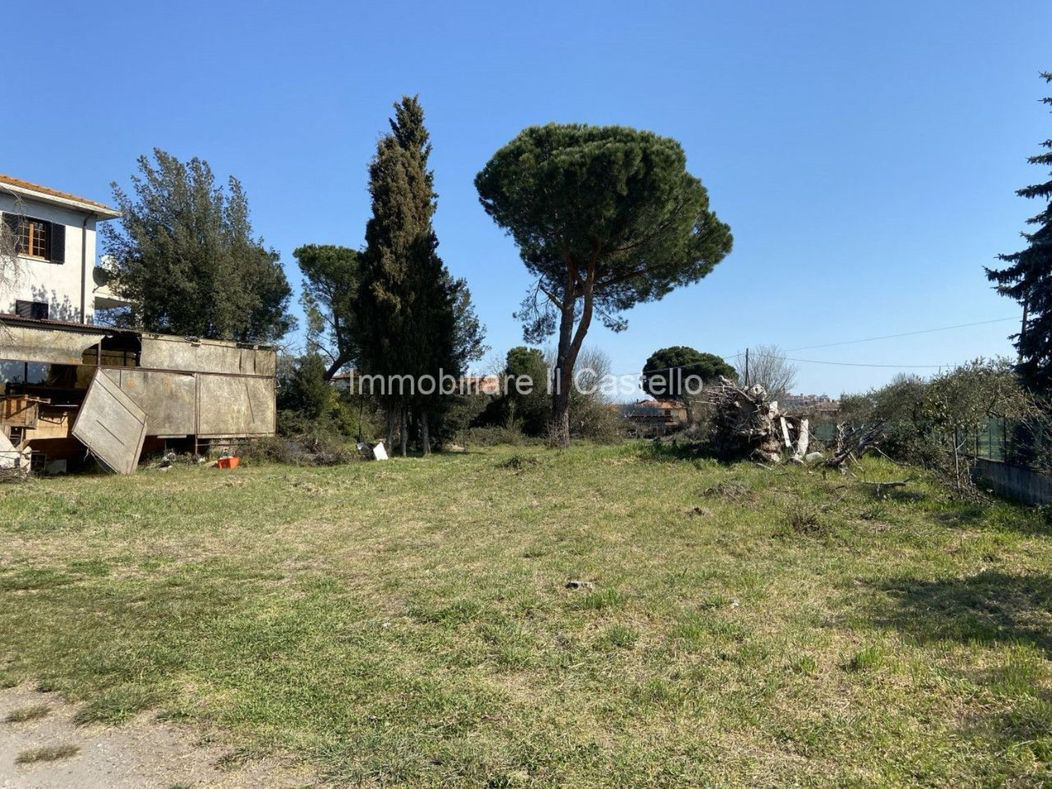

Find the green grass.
[
  {"left": 1, "top": 443, "right": 1050, "bottom": 785},
  {"left": 15, "top": 744, "right": 79, "bottom": 763}
]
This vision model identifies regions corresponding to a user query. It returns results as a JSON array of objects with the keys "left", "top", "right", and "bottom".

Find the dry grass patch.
[
  {"left": 4, "top": 704, "right": 50, "bottom": 723},
  {"left": 15, "top": 744, "right": 79, "bottom": 763}
]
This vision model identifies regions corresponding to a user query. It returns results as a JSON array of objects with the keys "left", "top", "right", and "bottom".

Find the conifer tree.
[
  {"left": 988, "top": 72, "right": 1052, "bottom": 390},
  {"left": 103, "top": 150, "right": 292, "bottom": 342},
  {"left": 476, "top": 125, "right": 731, "bottom": 446},
  {"left": 357, "top": 97, "right": 478, "bottom": 454}
]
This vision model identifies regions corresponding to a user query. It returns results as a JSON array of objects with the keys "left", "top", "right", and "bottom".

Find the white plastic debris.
[
  {"left": 372, "top": 441, "right": 388, "bottom": 461},
  {"left": 0, "top": 437, "right": 17, "bottom": 469}
]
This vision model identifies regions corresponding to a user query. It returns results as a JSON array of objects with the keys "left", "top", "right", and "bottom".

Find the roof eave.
[{"left": 0, "top": 182, "right": 121, "bottom": 219}]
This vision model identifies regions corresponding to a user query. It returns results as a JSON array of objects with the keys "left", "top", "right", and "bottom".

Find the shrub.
[
  {"left": 457, "top": 425, "right": 531, "bottom": 448},
  {"left": 566, "top": 395, "right": 625, "bottom": 444},
  {"left": 240, "top": 434, "right": 359, "bottom": 466}
]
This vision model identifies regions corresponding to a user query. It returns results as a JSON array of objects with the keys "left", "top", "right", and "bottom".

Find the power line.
[
  {"left": 784, "top": 317, "right": 1017, "bottom": 353},
  {"left": 641, "top": 315, "right": 1018, "bottom": 377},
  {"left": 783, "top": 357, "right": 948, "bottom": 369}
]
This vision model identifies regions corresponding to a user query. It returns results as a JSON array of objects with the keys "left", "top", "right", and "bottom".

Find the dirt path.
[{"left": 0, "top": 685, "right": 316, "bottom": 788}]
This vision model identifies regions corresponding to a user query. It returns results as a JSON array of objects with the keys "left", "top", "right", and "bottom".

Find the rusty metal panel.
[
  {"left": 102, "top": 368, "right": 196, "bottom": 437},
  {"left": 71, "top": 372, "right": 148, "bottom": 474},
  {"left": 0, "top": 324, "right": 100, "bottom": 364},
  {"left": 196, "top": 374, "right": 275, "bottom": 437},
  {"left": 139, "top": 335, "right": 276, "bottom": 376}
]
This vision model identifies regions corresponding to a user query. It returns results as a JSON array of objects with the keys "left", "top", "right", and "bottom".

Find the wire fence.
[
  {"left": 960, "top": 417, "right": 1052, "bottom": 470},
  {"left": 803, "top": 413, "right": 1052, "bottom": 475}
]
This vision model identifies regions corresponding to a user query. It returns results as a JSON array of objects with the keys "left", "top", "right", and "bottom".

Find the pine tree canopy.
[
  {"left": 294, "top": 244, "right": 362, "bottom": 379},
  {"left": 475, "top": 123, "right": 731, "bottom": 444},
  {"left": 476, "top": 124, "right": 732, "bottom": 337},
  {"left": 642, "top": 346, "right": 736, "bottom": 400}
]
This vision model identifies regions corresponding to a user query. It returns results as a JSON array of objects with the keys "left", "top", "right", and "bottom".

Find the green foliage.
[
  {"left": 842, "top": 362, "right": 1036, "bottom": 485},
  {"left": 501, "top": 346, "right": 549, "bottom": 435},
  {"left": 278, "top": 354, "right": 333, "bottom": 423},
  {"left": 476, "top": 124, "right": 731, "bottom": 444},
  {"left": 476, "top": 346, "right": 624, "bottom": 444},
  {"left": 276, "top": 354, "right": 374, "bottom": 441},
  {"left": 103, "top": 149, "right": 293, "bottom": 342},
  {"left": 923, "top": 359, "right": 1034, "bottom": 430},
  {"left": 475, "top": 125, "right": 733, "bottom": 331},
  {"left": 987, "top": 72, "right": 1052, "bottom": 391},
  {"left": 840, "top": 374, "right": 939, "bottom": 466},
  {"left": 451, "top": 277, "right": 488, "bottom": 369},
  {"left": 564, "top": 395, "right": 625, "bottom": 444},
  {"left": 456, "top": 425, "right": 531, "bottom": 447},
  {"left": 642, "top": 346, "right": 736, "bottom": 400},
  {"left": 294, "top": 245, "right": 362, "bottom": 378}
]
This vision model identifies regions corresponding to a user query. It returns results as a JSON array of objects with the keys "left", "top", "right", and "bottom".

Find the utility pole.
[{"left": 744, "top": 348, "right": 749, "bottom": 386}]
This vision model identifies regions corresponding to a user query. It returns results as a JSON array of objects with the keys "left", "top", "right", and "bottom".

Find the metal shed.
[{"left": 0, "top": 315, "right": 276, "bottom": 473}]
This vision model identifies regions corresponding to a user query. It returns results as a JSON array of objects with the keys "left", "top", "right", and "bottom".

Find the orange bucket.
[{"left": 217, "top": 456, "right": 240, "bottom": 470}]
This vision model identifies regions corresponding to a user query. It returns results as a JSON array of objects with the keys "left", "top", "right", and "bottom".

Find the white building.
[{"left": 0, "top": 175, "right": 127, "bottom": 324}]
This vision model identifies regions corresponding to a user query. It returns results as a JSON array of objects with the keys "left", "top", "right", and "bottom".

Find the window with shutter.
[
  {"left": 14, "top": 300, "right": 49, "bottom": 320},
  {"left": 2, "top": 214, "right": 64, "bottom": 262}
]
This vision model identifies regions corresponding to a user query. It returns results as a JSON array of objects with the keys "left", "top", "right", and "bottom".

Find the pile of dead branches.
[
  {"left": 706, "top": 378, "right": 812, "bottom": 463},
  {"left": 826, "top": 421, "right": 886, "bottom": 473}
]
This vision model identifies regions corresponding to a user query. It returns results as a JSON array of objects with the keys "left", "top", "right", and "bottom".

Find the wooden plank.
[{"left": 71, "top": 371, "right": 148, "bottom": 474}]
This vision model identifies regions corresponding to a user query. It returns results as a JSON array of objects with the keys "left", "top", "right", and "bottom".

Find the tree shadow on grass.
[
  {"left": 637, "top": 440, "right": 718, "bottom": 464},
  {"left": 871, "top": 571, "right": 1052, "bottom": 657},
  {"left": 931, "top": 501, "right": 1052, "bottom": 537},
  {"left": 869, "top": 571, "right": 1052, "bottom": 770}
]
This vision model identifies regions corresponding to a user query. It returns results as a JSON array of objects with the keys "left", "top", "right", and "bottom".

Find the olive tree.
[
  {"left": 476, "top": 124, "right": 732, "bottom": 446},
  {"left": 923, "top": 358, "right": 1035, "bottom": 491}
]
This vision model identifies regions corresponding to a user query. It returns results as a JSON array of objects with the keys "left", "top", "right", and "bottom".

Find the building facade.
[{"left": 0, "top": 175, "right": 126, "bottom": 323}]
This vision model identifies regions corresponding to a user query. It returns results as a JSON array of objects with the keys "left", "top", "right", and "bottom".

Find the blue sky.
[{"left": 5, "top": 1, "right": 1049, "bottom": 397}]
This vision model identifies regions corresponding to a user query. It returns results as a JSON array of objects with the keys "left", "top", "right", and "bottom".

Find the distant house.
[
  {"left": 0, "top": 175, "right": 129, "bottom": 323},
  {"left": 781, "top": 393, "right": 840, "bottom": 415},
  {"left": 622, "top": 399, "right": 688, "bottom": 435},
  {"left": 461, "top": 375, "right": 501, "bottom": 396}
]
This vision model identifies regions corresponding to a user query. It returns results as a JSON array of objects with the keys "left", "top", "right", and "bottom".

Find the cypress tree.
[
  {"left": 987, "top": 72, "right": 1052, "bottom": 390},
  {"left": 356, "top": 97, "right": 464, "bottom": 455}
]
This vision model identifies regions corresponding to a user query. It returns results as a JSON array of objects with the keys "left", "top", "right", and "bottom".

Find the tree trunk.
[
  {"left": 551, "top": 380, "right": 572, "bottom": 447},
  {"left": 550, "top": 288, "right": 577, "bottom": 447},
  {"left": 400, "top": 405, "right": 408, "bottom": 457},
  {"left": 953, "top": 428, "right": 961, "bottom": 493},
  {"left": 421, "top": 411, "right": 431, "bottom": 456},
  {"left": 385, "top": 406, "right": 396, "bottom": 452},
  {"left": 323, "top": 353, "right": 352, "bottom": 382},
  {"left": 548, "top": 259, "right": 596, "bottom": 448}
]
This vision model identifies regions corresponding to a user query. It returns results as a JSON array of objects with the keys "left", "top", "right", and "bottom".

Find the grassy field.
[{"left": 1, "top": 443, "right": 1050, "bottom": 786}]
